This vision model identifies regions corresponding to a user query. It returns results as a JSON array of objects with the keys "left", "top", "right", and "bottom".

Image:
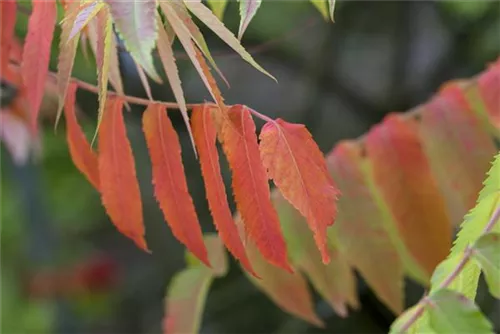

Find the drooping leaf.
[
  {"left": 68, "top": 1, "right": 104, "bottom": 41},
  {"left": 328, "top": 141, "right": 405, "bottom": 314},
  {"left": 142, "top": 104, "right": 209, "bottom": 266},
  {"left": 0, "top": 0, "right": 17, "bottom": 70},
  {"left": 221, "top": 105, "right": 291, "bottom": 271},
  {"left": 163, "top": 235, "right": 227, "bottom": 334},
  {"left": 133, "top": 58, "right": 154, "bottom": 101},
  {"left": 365, "top": 114, "right": 452, "bottom": 277},
  {"left": 105, "top": 0, "right": 161, "bottom": 82},
  {"left": 165, "top": 1, "right": 228, "bottom": 86},
  {"left": 259, "top": 119, "right": 338, "bottom": 264},
  {"left": 160, "top": 1, "right": 226, "bottom": 108},
  {"left": 156, "top": 19, "right": 197, "bottom": 155},
  {"left": 328, "top": 0, "right": 336, "bottom": 21},
  {"left": 471, "top": 232, "right": 500, "bottom": 298},
  {"left": 238, "top": 0, "right": 262, "bottom": 40},
  {"left": 425, "top": 289, "right": 493, "bottom": 333},
  {"left": 98, "top": 97, "right": 148, "bottom": 251},
  {"left": 477, "top": 59, "right": 500, "bottom": 131},
  {"left": 184, "top": 1, "right": 276, "bottom": 81},
  {"left": 275, "top": 194, "right": 358, "bottom": 317},
  {"left": 93, "top": 6, "right": 113, "bottom": 141},
  {"left": 431, "top": 152, "right": 500, "bottom": 299},
  {"left": 63, "top": 83, "right": 100, "bottom": 190},
  {"left": 85, "top": 17, "right": 126, "bottom": 100},
  {"left": 190, "top": 105, "right": 254, "bottom": 274},
  {"left": 419, "top": 85, "right": 497, "bottom": 226},
  {"left": 235, "top": 214, "right": 324, "bottom": 326},
  {"left": 207, "top": 0, "right": 228, "bottom": 20},
  {"left": 21, "top": 0, "right": 57, "bottom": 131},
  {"left": 56, "top": 0, "right": 82, "bottom": 127}
]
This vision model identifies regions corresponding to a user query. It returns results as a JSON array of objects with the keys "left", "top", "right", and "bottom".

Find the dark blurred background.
[{"left": 2, "top": 1, "right": 500, "bottom": 333}]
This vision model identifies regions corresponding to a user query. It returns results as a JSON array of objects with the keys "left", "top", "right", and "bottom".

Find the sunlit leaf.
[
  {"left": 472, "top": 232, "right": 500, "bottom": 298},
  {"left": 63, "top": 83, "right": 100, "bottom": 190},
  {"left": 105, "top": 0, "right": 161, "bottom": 82},
  {"left": 238, "top": 0, "right": 261, "bottom": 40},
  {"left": 142, "top": 104, "right": 209, "bottom": 265},
  {"left": 221, "top": 105, "right": 291, "bottom": 271},
  {"left": 98, "top": 97, "right": 148, "bottom": 251},
  {"left": 68, "top": 1, "right": 104, "bottom": 41},
  {"left": 190, "top": 105, "right": 254, "bottom": 274},
  {"left": 259, "top": 119, "right": 338, "bottom": 263},
  {"left": 184, "top": 1, "right": 276, "bottom": 81}
]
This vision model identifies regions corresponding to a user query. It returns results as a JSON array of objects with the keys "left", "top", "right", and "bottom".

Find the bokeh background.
[{"left": 2, "top": 1, "right": 500, "bottom": 333}]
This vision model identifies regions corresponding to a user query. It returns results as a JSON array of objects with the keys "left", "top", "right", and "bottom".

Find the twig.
[{"left": 397, "top": 203, "right": 500, "bottom": 333}]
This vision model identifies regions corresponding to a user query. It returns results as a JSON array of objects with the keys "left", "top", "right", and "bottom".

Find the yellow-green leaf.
[
  {"left": 472, "top": 232, "right": 500, "bottom": 298},
  {"left": 425, "top": 289, "right": 493, "bottom": 333},
  {"left": 207, "top": 0, "right": 228, "bottom": 21}
]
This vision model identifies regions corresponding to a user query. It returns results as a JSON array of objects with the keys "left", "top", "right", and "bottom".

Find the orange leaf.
[
  {"left": 328, "top": 141, "right": 404, "bottom": 314},
  {"left": 142, "top": 104, "right": 209, "bottom": 265},
  {"left": 21, "top": 0, "right": 56, "bottom": 132},
  {"left": 420, "top": 85, "right": 497, "bottom": 226},
  {"left": 64, "top": 83, "right": 100, "bottom": 190},
  {"left": 98, "top": 97, "right": 148, "bottom": 251},
  {"left": 191, "top": 105, "right": 254, "bottom": 273},
  {"left": 236, "top": 214, "right": 323, "bottom": 327},
  {"left": 259, "top": 119, "right": 338, "bottom": 264},
  {"left": 220, "top": 105, "right": 291, "bottom": 272},
  {"left": 365, "top": 114, "right": 452, "bottom": 276}
]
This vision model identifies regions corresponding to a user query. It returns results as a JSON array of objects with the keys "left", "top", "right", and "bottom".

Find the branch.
[{"left": 397, "top": 202, "right": 500, "bottom": 333}]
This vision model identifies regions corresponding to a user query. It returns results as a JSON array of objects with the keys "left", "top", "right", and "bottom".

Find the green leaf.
[
  {"left": 389, "top": 305, "right": 435, "bottom": 334},
  {"left": 328, "top": 0, "right": 336, "bottom": 21},
  {"left": 164, "top": 235, "right": 227, "bottom": 334},
  {"left": 309, "top": 0, "right": 329, "bottom": 21},
  {"left": 207, "top": 0, "right": 228, "bottom": 21},
  {"left": 472, "top": 232, "right": 500, "bottom": 298},
  {"left": 184, "top": 1, "right": 276, "bottom": 81},
  {"left": 238, "top": 0, "right": 262, "bottom": 40},
  {"left": 105, "top": 0, "right": 161, "bottom": 82},
  {"left": 275, "top": 194, "right": 358, "bottom": 317},
  {"left": 431, "top": 152, "right": 500, "bottom": 299},
  {"left": 425, "top": 289, "right": 493, "bottom": 333}
]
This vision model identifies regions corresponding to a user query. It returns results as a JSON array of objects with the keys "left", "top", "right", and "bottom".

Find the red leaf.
[
  {"left": 0, "top": 0, "right": 16, "bottom": 71},
  {"left": 420, "top": 84, "right": 497, "bottom": 226},
  {"left": 477, "top": 59, "right": 500, "bottom": 130},
  {"left": 365, "top": 114, "right": 452, "bottom": 276},
  {"left": 191, "top": 105, "right": 254, "bottom": 273},
  {"left": 142, "top": 104, "right": 208, "bottom": 265},
  {"left": 64, "top": 83, "right": 100, "bottom": 190},
  {"left": 98, "top": 97, "right": 148, "bottom": 251},
  {"left": 21, "top": 0, "right": 57, "bottom": 132},
  {"left": 259, "top": 119, "right": 338, "bottom": 264},
  {"left": 221, "top": 105, "right": 291, "bottom": 272}
]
